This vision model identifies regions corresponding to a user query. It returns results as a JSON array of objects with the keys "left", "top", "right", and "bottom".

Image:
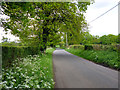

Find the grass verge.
[
  {"left": 65, "top": 48, "right": 120, "bottom": 71},
  {"left": 1, "top": 48, "right": 55, "bottom": 88}
]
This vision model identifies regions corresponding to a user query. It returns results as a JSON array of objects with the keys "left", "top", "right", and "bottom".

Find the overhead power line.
[{"left": 90, "top": 2, "right": 120, "bottom": 23}]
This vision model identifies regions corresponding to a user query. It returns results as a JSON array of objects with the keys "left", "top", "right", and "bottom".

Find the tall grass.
[
  {"left": 66, "top": 48, "right": 119, "bottom": 71},
  {"left": 1, "top": 48, "right": 55, "bottom": 88}
]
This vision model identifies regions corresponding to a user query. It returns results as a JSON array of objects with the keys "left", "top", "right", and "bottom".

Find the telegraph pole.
[{"left": 66, "top": 32, "right": 68, "bottom": 47}]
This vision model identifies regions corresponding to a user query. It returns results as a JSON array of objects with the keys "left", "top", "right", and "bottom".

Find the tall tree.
[
  {"left": 100, "top": 34, "right": 118, "bottom": 45},
  {"left": 1, "top": 1, "right": 93, "bottom": 50}
]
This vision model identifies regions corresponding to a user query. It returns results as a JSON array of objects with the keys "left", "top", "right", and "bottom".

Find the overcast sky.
[
  {"left": 85, "top": 0, "right": 119, "bottom": 36},
  {"left": 0, "top": 0, "right": 120, "bottom": 42}
]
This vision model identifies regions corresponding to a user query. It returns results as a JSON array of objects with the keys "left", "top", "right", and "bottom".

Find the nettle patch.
[{"left": 1, "top": 54, "right": 54, "bottom": 88}]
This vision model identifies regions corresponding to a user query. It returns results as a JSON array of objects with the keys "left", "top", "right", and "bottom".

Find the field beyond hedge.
[
  {"left": 65, "top": 48, "right": 120, "bottom": 71},
  {"left": 1, "top": 48, "right": 55, "bottom": 88}
]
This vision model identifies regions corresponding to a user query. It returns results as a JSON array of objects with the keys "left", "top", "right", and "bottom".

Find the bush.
[
  {"left": 69, "top": 45, "right": 84, "bottom": 50},
  {"left": 101, "top": 44, "right": 119, "bottom": 51},
  {"left": 84, "top": 44, "right": 93, "bottom": 50},
  {"left": 85, "top": 44, "right": 119, "bottom": 51},
  {"left": 92, "top": 44, "right": 102, "bottom": 50},
  {"left": 112, "top": 44, "right": 120, "bottom": 51},
  {"left": 68, "top": 44, "right": 119, "bottom": 51},
  {"left": 2, "top": 46, "right": 40, "bottom": 68}
]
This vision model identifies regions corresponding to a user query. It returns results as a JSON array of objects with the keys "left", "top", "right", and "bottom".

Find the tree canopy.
[{"left": 1, "top": 1, "right": 94, "bottom": 50}]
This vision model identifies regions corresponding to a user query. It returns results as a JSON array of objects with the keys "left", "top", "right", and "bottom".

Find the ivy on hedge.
[{"left": 2, "top": 46, "right": 40, "bottom": 68}]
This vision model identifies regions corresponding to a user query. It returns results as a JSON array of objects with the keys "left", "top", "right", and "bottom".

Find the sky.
[
  {"left": 0, "top": 0, "right": 120, "bottom": 42},
  {"left": 85, "top": 0, "right": 119, "bottom": 36}
]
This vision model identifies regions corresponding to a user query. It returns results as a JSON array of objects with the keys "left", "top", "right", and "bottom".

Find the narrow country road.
[{"left": 53, "top": 48, "right": 118, "bottom": 88}]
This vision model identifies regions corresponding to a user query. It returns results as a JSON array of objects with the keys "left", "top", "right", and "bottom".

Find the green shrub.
[
  {"left": 92, "top": 44, "right": 102, "bottom": 50},
  {"left": 60, "top": 46, "right": 66, "bottom": 49},
  {"left": 101, "top": 44, "right": 118, "bottom": 51},
  {"left": 112, "top": 44, "right": 120, "bottom": 51},
  {"left": 2, "top": 46, "right": 40, "bottom": 68},
  {"left": 84, "top": 44, "right": 93, "bottom": 50},
  {"left": 86, "top": 44, "right": 119, "bottom": 51},
  {"left": 69, "top": 45, "right": 84, "bottom": 50},
  {"left": 69, "top": 44, "right": 119, "bottom": 51},
  {"left": 101, "top": 45, "right": 110, "bottom": 51}
]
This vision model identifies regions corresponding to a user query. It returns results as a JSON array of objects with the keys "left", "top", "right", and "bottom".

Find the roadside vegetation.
[
  {"left": 1, "top": 48, "right": 55, "bottom": 88},
  {"left": 1, "top": 1, "right": 120, "bottom": 89},
  {"left": 1, "top": 1, "right": 93, "bottom": 89},
  {"left": 65, "top": 47, "right": 119, "bottom": 71}
]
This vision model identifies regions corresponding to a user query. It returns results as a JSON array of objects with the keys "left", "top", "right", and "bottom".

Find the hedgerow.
[
  {"left": 68, "top": 44, "right": 120, "bottom": 51},
  {"left": 2, "top": 46, "right": 40, "bottom": 68}
]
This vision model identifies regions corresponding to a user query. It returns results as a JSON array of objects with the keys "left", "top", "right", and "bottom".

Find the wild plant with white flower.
[{"left": 1, "top": 48, "right": 55, "bottom": 88}]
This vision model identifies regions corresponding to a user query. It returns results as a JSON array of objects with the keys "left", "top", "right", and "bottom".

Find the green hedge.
[
  {"left": 69, "top": 45, "right": 84, "bottom": 50},
  {"left": 85, "top": 44, "right": 93, "bottom": 50},
  {"left": 84, "top": 44, "right": 119, "bottom": 51},
  {"left": 2, "top": 46, "right": 40, "bottom": 68},
  {"left": 68, "top": 44, "right": 120, "bottom": 51}
]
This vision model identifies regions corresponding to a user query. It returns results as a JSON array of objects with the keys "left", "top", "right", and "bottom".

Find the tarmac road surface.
[{"left": 53, "top": 48, "right": 118, "bottom": 88}]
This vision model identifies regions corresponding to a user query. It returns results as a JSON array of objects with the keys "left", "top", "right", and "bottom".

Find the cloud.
[
  {"left": 85, "top": 0, "right": 119, "bottom": 36},
  {"left": 93, "top": 0, "right": 112, "bottom": 9}
]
